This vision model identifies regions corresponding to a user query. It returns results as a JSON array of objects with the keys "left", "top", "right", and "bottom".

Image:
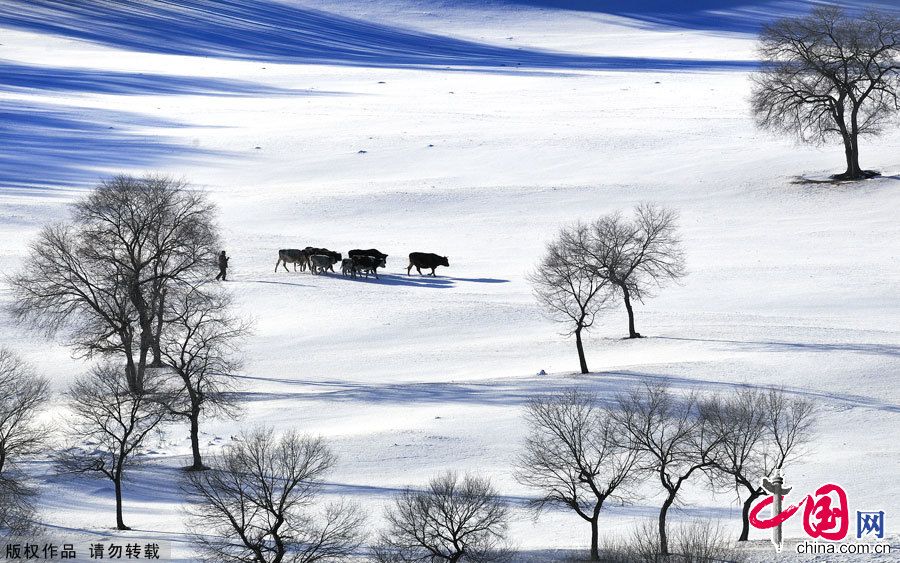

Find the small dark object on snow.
[
  {"left": 215, "top": 250, "right": 229, "bottom": 281},
  {"left": 358, "top": 150, "right": 367, "bottom": 154},
  {"left": 538, "top": 369, "right": 547, "bottom": 376}
]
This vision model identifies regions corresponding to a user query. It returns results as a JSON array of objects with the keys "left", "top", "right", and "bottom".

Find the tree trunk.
[
  {"left": 836, "top": 104, "right": 868, "bottom": 180},
  {"left": 123, "top": 333, "right": 140, "bottom": 394},
  {"left": 187, "top": 409, "right": 206, "bottom": 471},
  {"left": 659, "top": 494, "right": 674, "bottom": 556},
  {"left": 150, "top": 289, "right": 166, "bottom": 368},
  {"left": 114, "top": 476, "right": 130, "bottom": 530},
  {"left": 129, "top": 278, "right": 152, "bottom": 392},
  {"left": 589, "top": 517, "right": 600, "bottom": 560},
  {"left": 842, "top": 133, "right": 862, "bottom": 180},
  {"left": 620, "top": 284, "right": 641, "bottom": 338},
  {"left": 575, "top": 326, "right": 589, "bottom": 374},
  {"left": 739, "top": 489, "right": 763, "bottom": 541}
]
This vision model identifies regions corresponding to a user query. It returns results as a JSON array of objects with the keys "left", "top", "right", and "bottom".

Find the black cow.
[
  {"left": 351, "top": 255, "right": 383, "bottom": 279},
  {"left": 349, "top": 248, "right": 388, "bottom": 267},
  {"left": 407, "top": 252, "right": 449, "bottom": 276}
]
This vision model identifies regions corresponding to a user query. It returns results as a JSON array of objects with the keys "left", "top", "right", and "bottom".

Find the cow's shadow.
[
  {"left": 444, "top": 276, "right": 510, "bottom": 284},
  {"left": 332, "top": 273, "right": 454, "bottom": 288}
]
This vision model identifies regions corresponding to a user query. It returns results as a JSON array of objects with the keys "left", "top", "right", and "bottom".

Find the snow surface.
[{"left": 0, "top": 0, "right": 898, "bottom": 560}]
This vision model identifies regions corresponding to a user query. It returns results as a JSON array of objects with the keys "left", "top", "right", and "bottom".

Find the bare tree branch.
[
  {"left": 704, "top": 388, "right": 817, "bottom": 541},
  {"left": 613, "top": 384, "right": 721, "bottom": 556},
  {"left": 157, "top": 288, "right": 251, "bottom": 471}
]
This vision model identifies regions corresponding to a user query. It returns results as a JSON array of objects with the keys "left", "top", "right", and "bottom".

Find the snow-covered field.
[{"left": 1, "top": 0, "right": 898, "bottom": 560}]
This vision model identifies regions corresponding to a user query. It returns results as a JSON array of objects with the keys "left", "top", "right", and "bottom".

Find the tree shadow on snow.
[
  {"left": 0, "top": 100, "right": 224, "bottom": 193},
  {"left": 448, "top": 0, "right": 899, "bottom": 34},
  {"left": 0, "top": 0, "right": 755, "bottom": 72},
  {"left": 0, "top": 60, "right": 335, "bottom": 97},
  {"left": 656, "top": 335, "right": 900, "bottom": 359},
  {"left": 233, "top": 369, "right": 900, "bottom": 414}
]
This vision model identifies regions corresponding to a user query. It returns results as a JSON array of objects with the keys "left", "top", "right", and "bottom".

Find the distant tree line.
[{"left": 517, "top": 384, "right": 816, "bottom": 560}]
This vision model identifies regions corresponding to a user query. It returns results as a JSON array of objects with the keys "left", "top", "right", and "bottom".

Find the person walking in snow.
[{"left": 215, "top": 250, "right": 229, "bottom": 281}]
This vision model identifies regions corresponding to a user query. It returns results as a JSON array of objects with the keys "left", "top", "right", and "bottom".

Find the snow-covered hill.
[{"left": 0, "top": 1, "right": 898, "bottom": 560}]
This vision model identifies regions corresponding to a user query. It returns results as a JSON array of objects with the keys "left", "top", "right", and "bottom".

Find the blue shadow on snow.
[
  {"left": 451, "top": 0, "right": 900, "bottom": 34},
  {"left": 0, "top": 0, "right": 755, "bottom": 71},
  {"left": 0, "top": 61, "right": 335, "bottom": 97},
  {"left": 0, "top": 100, "right": 221, "bottom": 192}
]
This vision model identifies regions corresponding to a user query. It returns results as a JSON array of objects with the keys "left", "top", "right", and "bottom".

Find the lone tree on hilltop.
[
  {"left": 751, "top": 7, "right": 900, "bottom": 180},
  {"left": 583, "top": 204, "right": 685, "bottom": 339},
  {"left": 529, "top": 223, "right": 611, "bottom": 374}
]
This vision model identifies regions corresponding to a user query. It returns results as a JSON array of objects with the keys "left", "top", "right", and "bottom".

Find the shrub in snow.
[
  {"left": 374, "top": 471, "right": 513, "bottom": 563},
  {"left": 185, "top": 428, "right": 364, "bottom": 563}
]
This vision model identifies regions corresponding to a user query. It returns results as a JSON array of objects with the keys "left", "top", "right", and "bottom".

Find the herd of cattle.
[{"left": 276, "top": 248, "right": 450, "bottom": 279}]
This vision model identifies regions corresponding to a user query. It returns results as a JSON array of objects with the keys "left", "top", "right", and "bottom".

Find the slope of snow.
[{"left": 0, "top": 1, "right": 898, "bottom": 560}]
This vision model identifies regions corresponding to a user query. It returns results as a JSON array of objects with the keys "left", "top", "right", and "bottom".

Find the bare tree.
[
  {"left": 0, "top": 476, "right": 38, "bottom": 540},
  {"left": 185, "top": 428, "right": 364, "bottom": 563},
  {"left": 57, "top": 365, "right": 167, "bottom": 530},
  {"left": 614, "top": 384, "right": 720, "bottom": 556},
  {"left": 374, "top": 472, "right": 512, "bottom": 563},
  {"left": 582, "top": 204, "right": 685, "bottom": 339},
  {"left": 0, "top": 349, "right": 51, "bottom": 474},
  {"left": 529, "top": 223, "right": 611, "bottom": 374},
  {"left": 706, "top": 388, "right": 816, "bottom": 541},
  {"left": 158, "top": 289, "right": 249, "bottom": 471},
  {"left": 0, "top": 350, "right": 47, "bottom": 540},
  {"left": 751, "top": 7, "right": 900, "bottom": 180},
  {"left": 516, "top": 389, "right": 639, "bottom": 561},
  {"left": 9, "top": 174, "right": 219, "bottom": 393}
]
